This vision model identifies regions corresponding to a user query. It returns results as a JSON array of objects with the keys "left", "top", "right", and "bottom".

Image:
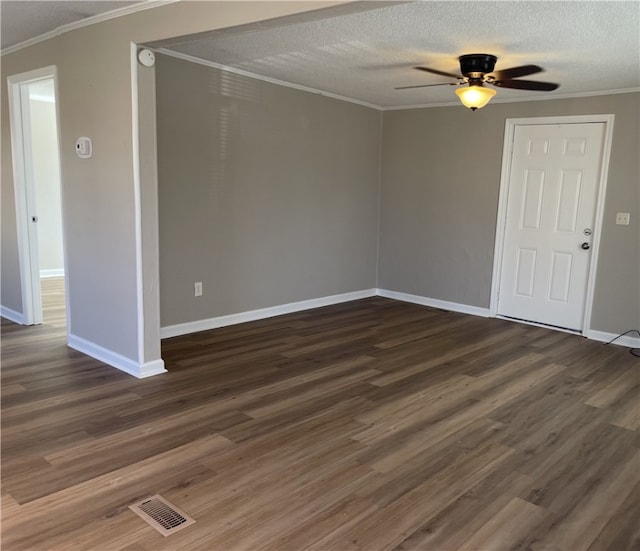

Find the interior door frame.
[
  {"left": 489, "top": 114, "right": 615, "bottom": 334},
  {"left": 7, "top": 65, "right": 68, "bottom": 327}
]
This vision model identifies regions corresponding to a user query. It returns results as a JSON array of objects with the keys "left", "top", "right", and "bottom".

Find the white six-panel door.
[{"left": 497, "top": 122, "right": 606, "bottom": 330}]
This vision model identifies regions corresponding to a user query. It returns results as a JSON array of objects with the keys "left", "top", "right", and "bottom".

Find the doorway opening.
[
  {"left": 8, "top": 67, "right": 68, "bottom": 330},
  {"left": 490, "top": 115, "right": 615, "bottom": 334}
]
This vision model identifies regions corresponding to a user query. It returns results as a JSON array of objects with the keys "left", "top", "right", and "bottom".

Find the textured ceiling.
[
  {"left": 0, "top": 1, "right": 142, "bottom": 50},
  {"left": 2, "top": 1, "right": 639, "bottom": 109},
  {"left": 151, "top": 0, "right": 640, "bottom": 109}
]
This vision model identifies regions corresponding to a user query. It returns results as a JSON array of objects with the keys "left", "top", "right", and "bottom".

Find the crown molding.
[
  {"left": 155, "top": 48, "right": 384, "bottom": 111},
  {"left": 1, "top": 0, "right": 180, "bottom": 56}
]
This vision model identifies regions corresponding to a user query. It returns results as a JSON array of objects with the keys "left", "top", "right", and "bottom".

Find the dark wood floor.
[{"left": 1, "top": 295, "right": 638, "bottom": 550}]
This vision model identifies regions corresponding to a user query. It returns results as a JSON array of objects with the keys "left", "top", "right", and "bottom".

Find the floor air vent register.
[{"left": 129, "top": 495, "right": 196, "bottom": 536}]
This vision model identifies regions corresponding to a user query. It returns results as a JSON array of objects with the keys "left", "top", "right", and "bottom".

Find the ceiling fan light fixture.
[{"left": 455, "top": 84, "right": 496, "bottom": 110}]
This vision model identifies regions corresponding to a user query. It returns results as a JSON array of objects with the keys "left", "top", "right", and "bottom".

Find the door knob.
[{"left": 581, "top": 242, "right": 590, "bottom": 250}]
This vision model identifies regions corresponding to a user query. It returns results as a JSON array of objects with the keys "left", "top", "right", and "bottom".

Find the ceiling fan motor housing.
[{"left": 459, "top": 54, "right": 497, "bottom": 77}]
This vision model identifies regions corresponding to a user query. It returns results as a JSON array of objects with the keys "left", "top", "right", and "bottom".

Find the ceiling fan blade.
[
  {"left": 414, "top": 66, "right": 461, "bottom": 79},
  {"left": 493, "top": 79, "right": 559, "bottom": 91},
  {"left": 395, "top": 82, "right": 458, "bottom": 90},
  {"left": 491, "top": 64, "right": 544, "bottom": 80}
]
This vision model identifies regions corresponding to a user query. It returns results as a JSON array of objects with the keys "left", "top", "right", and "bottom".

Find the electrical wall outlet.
[
  {"left": 616, "top": 212, "right": 630, "bottom": 225},
  {"left": 194, "top": 281, "right": 203, "bottom": 297}
]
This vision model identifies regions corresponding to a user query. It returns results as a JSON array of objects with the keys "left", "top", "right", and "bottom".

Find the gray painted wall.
[
  {"left": 156, "top": 54, "right": 381, "bottom": 327},
  {"left": 0, "top": 0, "right": 636, "bottom": 369},
  {"left": 379, "top": 92, "right": 640, "bottom": 334},
  {"left": 0, "top": 1, "right": 342, "bottom": 368}
]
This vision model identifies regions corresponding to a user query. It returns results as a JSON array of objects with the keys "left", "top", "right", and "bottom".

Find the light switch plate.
[{"left": 616, "top": 212, "right": 630, "bottom": 225}]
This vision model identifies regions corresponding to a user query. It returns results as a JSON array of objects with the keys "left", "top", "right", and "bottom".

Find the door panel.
[
  {"left": 556, "top": 171, "right": 581, "bottom": 232},
  {"left": 521, "top": 170, "right": 544, "bottom": 230},
  {"left": 515, "top": 248, "right": 536, "bottom": 297},
  {"left": 548, "top": 252, "right": 572, "bottom": 303},
  {"left": 498, "top": 123, "right": 605, "bottom": 330}
]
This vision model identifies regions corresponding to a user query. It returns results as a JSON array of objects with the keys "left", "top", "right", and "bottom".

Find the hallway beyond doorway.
[{"left": 41, "top": 276, "right": 65, "bottom": 328}]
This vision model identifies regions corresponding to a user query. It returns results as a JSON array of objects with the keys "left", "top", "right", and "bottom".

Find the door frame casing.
[
  {"left": 7, "top": 65, "right": 69, "bottom": 328},
  {"left": 489, "top": 114, "right": 615, "bottom": 334}
]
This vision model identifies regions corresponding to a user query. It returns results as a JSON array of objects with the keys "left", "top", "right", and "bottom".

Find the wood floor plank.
[
  {"left": 40, "top": 277, "right": 66, "bottom": 328},
  {"left": 262, "top": 495, "right": 378, "bottom": 551},
  {"left": 456, "top": 497, "right": 548, "bottom": 551},
  {"left": 2, "top": 434, "right": 229, "bottom": 549},
  {"left": 528, "top": 449, "right": 640, "bottom": 551},
  {"left": 2, "top": 295, "right": 638, "bottom": 550},
  {"left": 586, "top": 481, "right": 640, "bottom": 551},
  {"left": 585, "top": 364, "right": 640, "bottom": 408},
  {"left": 314, "top": 443, "right": 515, "bottom": 550},
  {"left": 391, "top": 465, "right": 533, "bottom": 550},
  {"left": 354, "top": 417, "right": 510, "bottom": 508}
]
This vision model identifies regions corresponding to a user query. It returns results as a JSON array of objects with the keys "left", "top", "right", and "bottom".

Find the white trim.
[
  {"left": 7, "top": 74, "right": 33, "bottom": 324},
  {"left": 581, "top": 116, "right": 615, "bottom": 335},
  {"left": 7, "top": 67, "right": 61, "bottom": 326},
  {"left": 68, "top": 333, "right": 167, "bottom": 379},
  {"left": 158, "top": 287, "right": 633, "bottom": 349},
  {"left": 138, "top": 359, "right": 168, "bottom": 378},
  {"left": 52, "top": 70, "right": 72, "bottom": 335},
  {"left": 130, "top": 42, "right": 146, "bottom": 365},
  {"left": 377, "top": 289, "right": 491, "bottom": 318},
  {"left": 489, "top": 118, "right": 516, "bottom": 319},
  {"left": 161, "top": 289, "right": 377, "bottom": 339},
  {"left": 1, "top": 306, "right": 25, "bottom": 325},
  {"left": 374, "top": 112, "right": 384, "bottom": 287},
  {"left": 585, "top": 330, "right": 640, "bottom": 349},
  {"left": 490, "top": 115, "right": 615, "bottom": 337},
  {"left": 155, "top": 48, "right": 383, "bottom": 111},
  {"left": 18, "top": 79, "right": 42, "bottom": 324},
  {"left": 40, "top": 269, "right": 64, "bottom": 278},
  {"left": 382, "top": 88, "right": 640, "bottom": 111},
  {"left": 1, "top": 0, "right": 180, "bottom": 56}
]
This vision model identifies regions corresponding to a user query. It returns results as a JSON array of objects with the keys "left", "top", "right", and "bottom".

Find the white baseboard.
[
  {"left": 1, "top": 305, "right": 25, "bottom": 324},
  {"left": 159, "top": 286, "right": 635, "bottom": 353},
  {"left": 161, "top": 288, "right": 378, "bottom": 339},
  {"left": 68, "top": 333, "right": 167, "bottom": 379},
  {"left": 584, "top": 329, "right": 640, "bottom": 348},
  {"left": 138, "top": 359, "right": 168, "bottom": 378},
  {"left": 40, "top": 269, "right": 64, "bottom": 278},
  {"left": 376, "top": 289, "right": 491, "bottom": 318}
]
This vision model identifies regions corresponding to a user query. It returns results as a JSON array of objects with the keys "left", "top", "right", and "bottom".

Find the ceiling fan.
[{"left": 397, "top": 54, "right": 560, "bottom": 110}]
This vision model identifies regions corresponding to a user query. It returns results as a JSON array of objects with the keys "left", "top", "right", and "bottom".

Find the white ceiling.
[
  {"left": 0, "top": 1, "right": 143, "bottom": 51},
  {"left": 2, "top": 1, "right": 639, "bottom": 109}
]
